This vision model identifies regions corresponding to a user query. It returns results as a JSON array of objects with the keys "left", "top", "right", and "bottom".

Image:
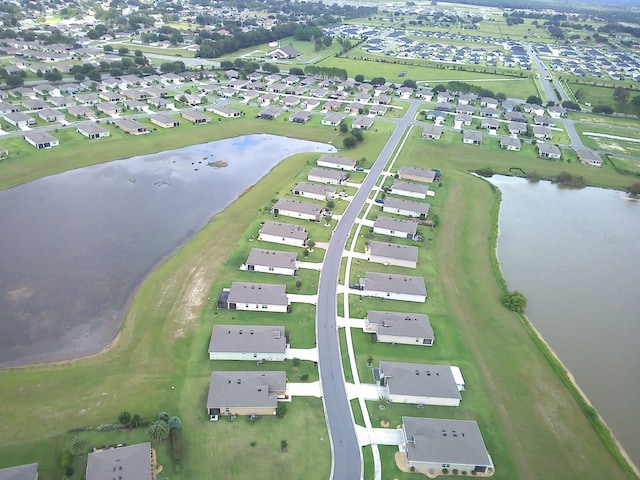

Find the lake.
[
  {"left": 0, "top": 134, "right": 336, "bottom": 366},
  {"left": 489, "top": 175, "right": 640, "bottom": 468}
]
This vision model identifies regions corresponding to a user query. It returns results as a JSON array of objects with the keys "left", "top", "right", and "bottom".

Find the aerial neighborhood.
[{"left": 0, "top": 0, "right": 639, "bottom": 479}]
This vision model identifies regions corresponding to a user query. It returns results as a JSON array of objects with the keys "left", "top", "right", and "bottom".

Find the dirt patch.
[
  {"left": 380, "top": 420, "right": 390, "bottom": 427},
  {"left": 6, "top": 286, "right": 34, "bottom": 302}
]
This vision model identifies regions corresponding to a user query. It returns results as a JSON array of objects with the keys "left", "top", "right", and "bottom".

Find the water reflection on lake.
[
  {"left": 489, "top": 175, "right": 640, "bottom": 468},
  {"left": 0, "top": 134, "right": 336, "bottom": 366}
]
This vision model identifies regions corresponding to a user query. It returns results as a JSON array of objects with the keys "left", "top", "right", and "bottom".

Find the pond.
[
  {"left": 489, "top": 175, "right": 640, "bottom": 468},
  {"left": 0, "top": 134, "right": 336, "bottom": 366}
]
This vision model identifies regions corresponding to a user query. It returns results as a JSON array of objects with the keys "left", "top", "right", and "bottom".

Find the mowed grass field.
[{"left": 0, "top": 108, "right": 637, "bottom": 478}]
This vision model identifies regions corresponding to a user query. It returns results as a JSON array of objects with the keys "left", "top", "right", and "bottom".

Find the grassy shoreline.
[{"left": 0, "top": 122, "right": 637, "bottom": 478}]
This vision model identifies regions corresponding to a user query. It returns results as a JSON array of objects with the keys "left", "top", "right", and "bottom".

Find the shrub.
[
  {"left": 501, "top": 290, "right": 528, "bottom": 314},
  {"left": 475, "top": 167, "right": 494, "bottom": 177}
]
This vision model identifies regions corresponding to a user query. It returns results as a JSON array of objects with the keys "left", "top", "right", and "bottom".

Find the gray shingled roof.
[
  {"left": 207, "top": 371, "right": 286, "bottom": 411},
  {"left": 384, "top": 197, "right": 431, "bottom": 216},
  {"left": 308, "top": 167, "right": 347, "bottom": 182},
  {"left": 245, "top": 248, "right": 297, "bottom": 269},
  {"left": 292, "top": 182, "right": 336, "bottom": 197},
  {"left": 368, "top": 241, "right": 418, "bottom": 262},
  {"left": 86, "top": 443, "right": 152, "bottom": 480},
  {"left": 397, "top": 166, "right": 436, "bottom": 182},
  {"left": 403, "top": 417, "right": 493, "bottom": 468},
  {"left": 78, "top": 123, "right": 108, "bottom": 136},
  {"left": 208, "top": 324, "right": 286, "bottom": 354},
  {"left": 367, "top": 310, "right": 434, "bottom": 340},
  {"left": 272, "top": 198, "right": 323, "bottom": 217},
  {"left": 373, "top": 216, "right": 418, "bottom": 235},
  {"left": 318, "top": 154, "right": 357, "bottom": 168},
  {"left": 0, "top": 463, "right": 38, "bottom": 480},
  {"left": 259, "top": 221, "right": 307, "bottom": 241},
  {"left": 227, "top": 282, "right": 288, "bottom": 306},
  {"left": 538, "top": 143, "right": 561, "bottom": 156},
  {"left": 380, "top": 361, "right": 460, "bottom": 400},
  {"left": 391, "top": 180, "right": 429, "bottom": 195},
  {"left": 364, "top": 272, "right": 426, "bottom": 296}
]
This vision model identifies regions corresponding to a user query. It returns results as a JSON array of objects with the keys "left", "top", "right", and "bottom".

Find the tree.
[
  {"left": 262, "top": 62, "right": 279, "bottom": 74},
  {"left": 148, "top": 420, "right": 170, "bottom": 442},
  {"left": 118, "top": 411, "right": 132, "bottom": 426},
  {"left": 632, "top": 95, "right": 640, "bottom": 107},
  {"left": 613, "top": 86, "right": 630, "bottom": 103},
  {"left": 629, "top": 182, "right": 640, "bottom": 196},
  {"left": 592, "top": 104, "right": 614, "bottom": 115},
  {"left": 118, "top": 47, "right": 129, "bottom": 56},
  {"left": 289, "top": 67, "right": 304, "bottom": 76},
  {"left": 526, "top": 95, "right": 542, "bottom": 105},
  {"left": 562, "top": 100, "right": 581, "bottom": 111},
  {"left": 339, "top": 123, "right": 348, "bottom": 133},
  {"left": 354, "top": 74, "right": 364, "bottom": 83},
  {"left": 306, "top": 239, "right": 316, "bottom": 251},
  {"left": 134, "top": 49, "right": 143, "bottom": 57},
  {"left": 131, "top": 414, "right": 141, "bottom": 427},
  {"left": 220, "top": 60, "right": 234, "bottom": 70},
  {"left": 370, "top": 76, "right": 386, "bottom": 86},
  {"left": 103, "top": 44, "right": 114, "bottom": 53},
  {"left": 351, "top": 129, "right": 364, "bottom": 143},
  {"left": 501, "top": 291, "right": 528, "bottom": 314},
  {"left": 70, "top": 435, "right": 86, "bottom": 456},
  {"left": 343, "top": 136, "right": 357, "bottom": 149},
  {"left": 326, "top": 199, "right": 335, "bottom": 210},
  {"left": 168, "top": 416, "right": 182, "bottom": 430},
  {"left": 5, "top": 75, "right": 24, "bottom": 87}
]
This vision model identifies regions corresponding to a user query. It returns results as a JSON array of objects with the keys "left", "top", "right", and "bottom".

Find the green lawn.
[{"left": 574, "top": 123, "right": 640, "bottom": 157}]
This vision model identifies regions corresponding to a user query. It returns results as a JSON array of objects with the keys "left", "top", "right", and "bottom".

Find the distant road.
[{"left": 316, "top": 101, "right": 419, "bottom": 479}]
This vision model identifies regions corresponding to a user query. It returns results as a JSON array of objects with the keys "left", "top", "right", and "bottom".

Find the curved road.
[{"left": 317, "top": 101, "right": 419, "bottom": 480}]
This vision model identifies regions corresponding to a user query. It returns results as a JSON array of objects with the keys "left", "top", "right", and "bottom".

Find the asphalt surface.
[{"left": 316, "top": 101, "right": 419, "bottom": 480}]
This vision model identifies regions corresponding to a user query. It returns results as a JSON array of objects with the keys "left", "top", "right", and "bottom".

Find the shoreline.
[{"left": 485, "top": 176, "right": 639, "bottom": 477}]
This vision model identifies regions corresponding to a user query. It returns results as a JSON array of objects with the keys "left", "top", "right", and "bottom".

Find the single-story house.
[
  {"left": 67, "top": 105, "right": 94, "bottom": 118},
  {"left": 366, "top": 240, "right": 419, "bottom": 268},
  {"left": 147, "top": 97, "right": 173, "bottom": 109},
  {"left": 353, "top": 116, "right": 374, "bottom": 130},
  {"left": 422, "top": 125, "right": 443, "bottom": 140},
  {"left": 390, "top": 180, "right": 429, "bottom": 200},
  {"left": 124, "top": 99, "right": 146, "bottom": 111},
  {"left": 208, "top": 325, "right": 287, "bottom": 361},
  {"left": 547, "top": 105, "right": 567, "bottom": 118},
  {"left": 267, "top": 46, "right": 299, "bottom": 59},
  {"left": 373, "top": 216, "right": 418, "bottom": 240},
  {"left": 378, "top": 361, "right": 463, "bottom": 406},
  {"left": 508, "top": 121, "right": 527, "bottom": 135},
  {"left": 150, "top": 113, "right": 179, "bottom": 128},
  {"left": 289, "top": 111, "right": 311, "bottom": 124},
  {"left": 301, "top": 98, "right": 321, "bottom": 110},
  {"left": 321, "top": 113, "right": 345, "bottom": 126},
  {"left": 258, "top": 107, "right": 283, "bottom": 120},
  {"left": 259, "top": 93, "right": 280, "bottom": 105},
  {"left": 75, "top": 93, "right": 100, "bottom": 105},
  {"left": 537, "top": 143, "right": 561, "bottom": 159},
  {"left": 534, "top": 115, "right": 556, "bottom": 127},
  {"left": 0, "top": 101, "right": 19, "bottom": 115},
  {"left": 532, "top": 125, "right": 552, "bottom": 140},
  {"left": 0, "top": 463, "right": 38, "bottom": 480},
  {"left": 435, "top": 102, "right": 454, "bottom": 113},
  {"left": 308, "top": 167, "right": 347, "bottom": 185},
  {"left": 225, "top": 282, "right": 289, "bottom": 312},
  {"left": 322, "top": 100, "right": 341, "bottom": 112},
  {"left": 272, "top": 198, "right": 323, "bottom": 222},
  {"left": 500, "top": 136, "right": 521, "bottom": 151},
  {"left": 480, "top": 107, "right": 501, "bottom": 118},
  {"left": 206, "top": 371, "right": 287, "bottom": 418},
  {"left": 122, "top": 89, "right": 148, "bottom": 101},
  {"left": 364, "top": 310, "right": 434, "bottom": 346},
  {"left": 37, "top": 108, "right": 65, "bottom": 122},
  {"left": 86, "top": 443, "right": 152, "bottom": 480},
  {"left": 524, "top": 103, "right": 545, "bottom": 115},
  {"left": 77, "top": 123, "right": 110, "bottom": 139},
  {"left": 240, "top": 248, "right": 298, "bottom": 276},
  {"left": 481, "top": 118, "right": 500, "bottom": 132},
  {"left": 182, "top": 110, "right": 210, "bottom": 124},
  {"left": 369, "top": 105, "right": 388, "bottom": 116},
  {"left": 453, "top": 114, "right": 472, "bottom": 129},
  {"left": 401, "top": 417, "right": 494, "bottom": 474},
  {"left": 397, "top": 166, "right": 437, "bottom": 184},
  {"left": 95, "top": 102, "right": 121, "bottom": 116},
  {"left": 480, "top": 97, "right": 499, "bottom": 109},
  {"left": 113, "top": 118, "right": 149, "bottom": 135},
  {"left": 4, "top": 111, "right": 35, "bottom": 128},
  {"left": 505, "top": 111, "right": 527, "bottom": 123},
  {"left": 455, "top": 104, "right": 475, "bottom": 115},
  {"left": 317, "top": 154, "right": 357, "bottom": 171},
  {"left": 344, "top": 102, "right": 363, "bottom": 114},
  {"left": 258, "top": 221, "right": 308, "bottom": 247},
  {"left": 22, "top": 99, "right": 48, "bottom": 111},
  {"left": 463, "top": 131, "right": 483, "bottom": 145},
  {"left": 292, "top": 182, "right": 336, "bottom": 201},
  {"left": 576, "top": 148, "right": 603, "bottom": 167},
  {"left": 360, "top": 272, "right": 427, "bottom": 303},
  {"left": 458, "top": 92, "right": 476, "bottom": 105},
  {"left": 24, "top": 131, "right": 59, "bottom": 149},
  {"left": 382, "top": 197, "right": 430, "bottom": 219},
  {"left": 209, "top": 105, "right": 241, "bottom": 118},
  {"left": 281, "top": 95, "right": 300, "bottom": 108}
]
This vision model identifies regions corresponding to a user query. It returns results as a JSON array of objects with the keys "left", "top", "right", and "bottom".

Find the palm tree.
[
  {"left": 148, "top": 420, "right": 170, "bottom": 443},
  {"left": 70, "top": 435, "right": 87, "bottom": 456}
]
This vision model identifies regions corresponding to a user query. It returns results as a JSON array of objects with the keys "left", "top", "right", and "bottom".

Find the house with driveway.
[
  {"left": 113, "top": 118, "right": 149, "bottom": 135},
  {"left": 364, "top": 310, "right": 434, "bottom": 346},
  {"left": 378, "top": 361, "right": 464, "bottom": 406},
  {"left": 397, "top": 166, "right": 437, "bottom": 184},
  {"left": 206, "top": 371, "right": 287, "bottom": 418},
  {"left": 240, "top": 248, "right": 298, "bottom": 276},
  {"left": 422, "top": 125, "right": 443, "bottom": 140},
  {"left": 500, "top": 136, "right": 521, "bottom": 151},
  {"left": 382, "top": 197, "right": 430, "bottom": 219},
  {"left": 463, "top": 131, "right": 483, "bottom": 145},
  {"left": 366, "top": 240, "right": 419, "bottom": 268},
  {"left": 208, "top": 324, "right": 287, "bottom": 361},
  {"left": 24, "top": 131, "right": 59, "bottom": 149},
  {"left": 360, "top": 272, "right": 427, "bottom": 302},
  {"left": 272, "top": 198, "right": 324, "bottom": 222},
  {"left": 0, "top": 463, "right": 38, "bottom": 480},
  {"left": 321, "top": 113, "right": 345, "bottom": 126},
  {"left": 401, "top": 417, "right": 494, "bottom": 474},
  {"left": 576, "top": 148, "right": 603, "bottom": 167},
  {"left": 353, "top": 116, "right": 374, "bottom": 130},
  {"left": 4, "top": 111, "right": 35, "bottom": 128},
  {"left": 86, "top": 443, "right": 153, "bottom": 480},
  {"left": 373, "top": 216, "right": 418, "bottom": 240},
  {"left": 308, "top": 167, "right": 347, "bottom": 185},
  {"left": 537, "top": 142, "right": 561, "bottom": 159},
  {"left": 317, "top": 154, "right": 357, "bottom": 171},
  {"left": 390, "top": 180, "right": 429, "bottom": 199},
  {"left": 292, "top": 182, "right": 336, "bottom": 201},
  {"left": 258, "top": 221, "right": 308, "bottom": 247},
  {"left": 77, "top": 123, "right": 110, "bottom": 139},
  {"left": 224, "top": 281, "right": 289, "bottom": 312},
  {"left": 150, "top": 113, "right": 179, "bottom": 128}
]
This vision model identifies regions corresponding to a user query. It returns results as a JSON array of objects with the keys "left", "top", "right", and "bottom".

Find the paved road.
[{"left": 317, "top": 101, "right": 419, "bottom": 480}]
